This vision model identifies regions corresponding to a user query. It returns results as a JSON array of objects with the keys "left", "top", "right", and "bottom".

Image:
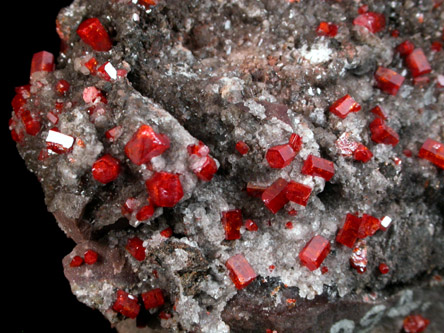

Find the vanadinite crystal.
[
  {"left": 126, "top": 237, "right": 146, "bottom": 261},
  {"left": 30, "top": 51, "right": 55, "bottom": 76},
  {"left": 357, "top": 214, "right": 380, "bottom": 238},
  {"left": 353, "top": 144, "right": 373, "bottom": 163},
  {"left": 69, "top": 256, "right": 84, "bottom": 267},
  {"left": 84, "top": 249, "right": 98, "bottom": 265},
  {"left": 353, "top": 12, "right": 386, "bottom": 33},
  {"left": 92, "top": 154, "right": 121, "bottom": 184},
  {"left": 329, "top": 94, "right": 361, "bottom": 119},
  {"left": 369, "top": 118, "right": 399, "bottom": 146},
  {"left": 145, "top": 172, "right": 183, "bottom": 207},
  {"left": 299, "top": 235, "right": 331, "bottom": 271},
  {"left": 142, "top": 289, "right": 164, "bottom": 309},
  {"left": 301, "top": 155, "right": 335, "bottom": 181},
  {"left": 285, "top": 181, "right": 312, "bottom": 206},
  {"left": 221, "top": 209, "right": 243, "bottom": 240},
  {"left": 244, "top": 219, "right": 258, "bottom": 232},
  {"left": 190, "top": 155, "right": 218, "bottom": 181},
  {"left": 76, "top": 18, "right": 112, "bottom": 52},
  {"left": 350, "top": 240, "right": 367, "bottom": 274},
  {"left": 136, "top": 203, "right": 155, "bottom": 222},
  {"left": 403, "top": 315, "right": 430, "bottom": 333},
  {"left": 125, "top": 125, "right": 170, "bottom": 165},
  {"left": 379, "top": 263, "right": 390, "bottom": 275},
  {"left": 405, "top": 49, "right": 432, "bottom": 77},
  {"left": 316, "top": 21, "right": 338, "bottom": 37},
  {"left": 261, "top": 178, "right": 289, "bottom": 213},
  {"left": 374, "top": 67, "right": 405, "bottom": 95},
  {"left": 235, "top": 141, "right": 249, "bottom": 155},
  {"left": 418, "top": 138, "right": 444, "bottom": 169},
  {"left": 225, "top": 254, "right": 257, "bottom": 289},
  {"left": 336, "top": 214, "right": 362, "bottom": 248},
  {"left": 112, "top": 290, "right": 140, "bottom": 319},
  {"left": 266, "top": 144, "right": 297, "bottom": 168},
  {"left": 370, "top": 105, "right": 388, "bottom": 120},
  {"left": 396, "top": 40, "right": 415, "bottom": 57}
]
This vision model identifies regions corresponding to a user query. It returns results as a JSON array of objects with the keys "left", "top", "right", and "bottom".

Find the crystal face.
[
  {"left": 261, "top": 178, "right": 289, "bottom": 214},
  {"left": 225, "top": 254, "right": 257, "bottom": 289},
  {"left": 76, "top": 18, "right": 112, "bottom": 52},
  {"left": 374, "top": 67, "right": 405, "bottom": 96},
  {"left": 329, "top": 94, "right": 361, "bottom": 119},
  {"left": 301, "top": 155, "right": 335, "bottom": 181},
  {"left": 299, "top": 235, "right": 331, "bottom": 271},
  {"left": 405, "top": 48, "right": 432, "bottom": 77},
  {"left": 221, "top": 209, "right": 243, "bottom": 240}
]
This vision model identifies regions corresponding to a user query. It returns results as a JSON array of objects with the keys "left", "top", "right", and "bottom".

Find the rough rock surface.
[{"left": 9, "top": 0, "right": 444, "bottom": 332}]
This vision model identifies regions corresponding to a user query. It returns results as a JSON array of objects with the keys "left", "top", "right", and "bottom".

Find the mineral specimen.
[{"left": 8, "top": 0, "right": 444, "bottom": 332}]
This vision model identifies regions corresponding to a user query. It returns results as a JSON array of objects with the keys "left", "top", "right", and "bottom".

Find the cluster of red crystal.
[
  {"left": 235, "top": 141, "right": 249, "bottom": 155},
  {"left": 370, "top": 118, "right": 399, "bottom": 146},
  {"left": 126, "top": 237, "right": 146, "bottom": 261},
  {"left": 142, "top": 289, "right": 165, "bottom": 309},
  {"left": 336, "top": 213, "right": 381, "bottom": 248},
  {"left": 374, "top": 67, "right": 405, "bottom": 95},
  {"left": 405, "top": 49, "right": 432, "bottom": 77},
  {"left": 92, "top": 154, "right": 121, "bottom": 184},
  {"left": 329, "top": 94, "right": 361, "bottom": 119},
  {"left": 221, "top": 209, "right": 243, "bottom": 240},
  {"left": 350, "top": 240, "right": 368, "bottom": 274},
  {"left": 301, "top": 155, "right": 335, "bottom": 181},
  {"left": 187, "top": 141, "right": 218, "bottom": 181},
  {"left": 299, "top": 235, "right": 331, "bottom": 271},
  {"left": 225, "top": 254, "right": 257, "bottom": 289},
  {"left": 112, "top": 290, "right": 141, "bottom": 319},
  {"left": 353, "top": 12, "right": 386, "bottom": 33},
  {"left": 125, "top": 124, "right": 170, "bottom": 165},
  {"left": 76, "top": 18, "right": 112, "bottom": 52},
  {"left": 146, "top": 172, "right": 183, "bottom": 207},
  {"left": 266, "top": 133, "right": 302, "bottom": 169},
  {"left": 418, "top": 138, "right": 444, "bottom": 169},
  {"left": 10, "top": 85, "right": 39, "bottom": 141},
  {"left": 403, "top": 314, "right": 430, "bottom": 333},
  {"left": 316, "top": 22, "right": 338, "bottom": 37}
]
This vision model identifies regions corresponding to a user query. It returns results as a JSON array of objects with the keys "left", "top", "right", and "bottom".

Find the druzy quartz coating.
[{"left": 10, "top": 0, "right": 444, "bottom": 332}]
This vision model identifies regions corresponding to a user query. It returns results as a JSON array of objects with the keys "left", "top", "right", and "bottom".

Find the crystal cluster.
[{"left": 10, "top": 0, "right": 444, "bottom": 332}]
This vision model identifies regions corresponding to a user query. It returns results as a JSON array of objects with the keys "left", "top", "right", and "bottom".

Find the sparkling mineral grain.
[{"left": 9, "top": 0, "right": 444, "bottom": 332}]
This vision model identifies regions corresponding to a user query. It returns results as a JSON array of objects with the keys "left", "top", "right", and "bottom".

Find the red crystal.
[
  {"left": 9, "top": 119, "right": 24, "bottom": 143},
  {"left": 245, "top": 219, "right": 258, "bottom": 232},
  {"left": 370, "top": 105, "right": 388, "bottom": 120},
  {"left": 246, "top": 182, "right": 267, "bottom": 198},
  {"left": 11, "top": 94, "right": 27, "bottom": 116},
  {"left": 431, "top": 41, "right": 442, "bottom": 52},
  {"left": 76, "top": 18, "right": 112, "bottom": 52},
  {"left": 142, "top": 288, "right": 164, "bottom": 309},
  {"left": 353, "top": 144, "right": 373, "bottom": 163},
  {"left": 160, "top": 227, "right": 173, "bottom": 238},
  {"left": 126, "top": 237, "right": 146, "bottom": 261},
  {"left": 47, "top": 111, "right": 59, "bottom": 125},
  {"left": 374, "top": 67, "right": 405, "bottom": 95},
  {"left": 285, "top": 181, "right": 312, "bottom": 207},
  {"left": 112, "top": 290, "right": 140, "bottom": 319},
  {"left": 379, "top": 263, "right": 390, "bottom": 274},
  {"left": 353, "top": 12, "right": 386, "bottom": 33},
  {"left": 350, "top": 240, "right": 368, "bottom": 274},
  {"left": 413, "top": 76, "right": 430, "bottom": 86},
  {"left": 85, "top": 57, "right": 98, "bottom": 74},
  {"left": 369, "top": 118, "right": 399, "bottom": 146},
  {"left": 403, "top": 315, "right": 430, "bottom": 333},
  {"left": 285, "top": 221, "right": 293, "bottom": 229},
  {"left": 20, "top": 110, "right": 41, "bottom": 136},
  {"left": 299, "top": 235, "right": 331, "bottom": 271},
  {"left": 235, "top": 141, "right": 249, "bottom": 155},
  {"left": 30, "top": 51, "right": 55, "bottom": 77},
  {"left": 191, "top": 155, "right": 218, "bottom": 181},
  {"left": 146, "top": 172, "right": 184, "bottom": 207},
  {"left": 396, "top": 40, "right": 415, "bottom": 57},
  {"left": 418, "top": 138, "right": 444, "bottom": 169},
  {"left": 329, "top": 94, "right": 361, "bottom": 119},
  {"left": 321, "top": 266, "right": 329, "bottom": 274},
  {"left": 56, "top": 79, "right": 70, "bottom": 96},
  {"left": 357, "top": 214, "right": 380, "bottom": 238},
  {"left": 358, "top": 4, "right": 369, "bottom": 14},
  {"left": 225, "top": 254, "right": 257, "bottom": 289},
  {"left": 69, "top": 256, "right": 84, "bottom": 267},
  {"left": 125, "top": 125, "right": 170, "bottom": 165},
  {"left": 405, "top": 48, "right": 432, "bottom": 77},
  {"left": 316, "top": 22, "right": 338, "bottom": 37},
  {"left": 138, "top": 0, "right": 158, "bottom": 9},
  {"left": 288, "top": 133, "right": 303, "bottom": 153},
  {"left": 266, "top": 144, "right": 297, "bottom": 169},
  {"left": 221, "top": 209, "right": 243, "bottom": 240},
  {"left": 336, "top": 213, "right": 362, "bottom": 248},
  {"left": 92, "top": 154, "right": 121, "bottom": 184},
  {"left": 187, "top": 141, "right": 209, "bottom": 157},
  {"left": 261, "top": 178, "right": 289, "bottom": 214},
  {"left": 84, "top": 249, "right": 98, "bottom": 265},
  {"left": 391, "top": 29, "right": 400, "bottom": 37},
  {"left": 301, "top": 155, "right": 335, "bottom": 181},
  {"left": 105, "top": 126, "right": 123, "bottom": 142},
  {"left": 136, "top": 204, "right": 155, "bottom": 221},
  {"left": 82, "top": 86, "right": 107, "bottom": 104},
  {"left": 159, "top": 311, "right": 172, "bottom": 320}
]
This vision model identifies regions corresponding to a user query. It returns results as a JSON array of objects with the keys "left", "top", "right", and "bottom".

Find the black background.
[{"left": 4, "top": 1, "right": 116, "bottom": 332}]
